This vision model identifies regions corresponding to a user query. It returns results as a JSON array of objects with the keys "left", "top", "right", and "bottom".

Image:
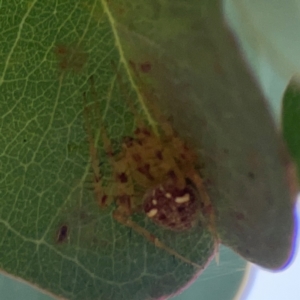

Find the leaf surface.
[
  {"left": 0, "top": 1, "right": 297, "bottom": 300},
  {"left": 0, "top": 1, "right": 215, "bottom": 300}
]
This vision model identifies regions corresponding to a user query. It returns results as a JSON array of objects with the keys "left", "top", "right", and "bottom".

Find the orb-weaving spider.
[{"left": 82, "top": 72, "right": 217, "bottom": 268}]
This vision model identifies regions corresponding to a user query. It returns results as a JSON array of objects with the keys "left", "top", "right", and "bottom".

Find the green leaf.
[
  {"left": 107, "top": 0, "right": 296, "bottom": 269},
  {"left": 0, "top": 1, "right": 215, "bottom": 300},
  {"left": 0, "top": 1, "right": 296, "bottom": 300},
  {"left": 282, "top": 80, "right": 300, "bottom": 180}
]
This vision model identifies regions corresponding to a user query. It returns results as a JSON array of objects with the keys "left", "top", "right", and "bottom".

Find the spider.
[{"left": 82, "top": 73, "right": 217, "bottom": 268}]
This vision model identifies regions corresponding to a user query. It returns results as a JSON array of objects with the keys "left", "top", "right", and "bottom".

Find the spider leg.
[
  {"left": 112, "top": 208, "right": 202, "bottom": 269},
  {"left": 83, "top": 91, "right": 112, "bottom": 208},
  {"left": 187, "top": 171, "right": 219, "bottom": 242},
  {"left": 84, "top": 76, "right": 134, "bottom": 207}
]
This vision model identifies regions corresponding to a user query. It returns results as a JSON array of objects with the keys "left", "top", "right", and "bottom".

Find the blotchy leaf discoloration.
[
  {"left": 108, "top": 0, "right": 296, "bottom": 269},
  {"left": 0, "top": 1, "right": 217, "bottom": 300},
  {"left": 54, "top": 44, "right": 88, "bottom": 74}
]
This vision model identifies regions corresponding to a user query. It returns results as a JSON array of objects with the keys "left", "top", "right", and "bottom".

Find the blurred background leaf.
[{"left": 282, "top": 80, "right": 300, "bottom": 181}]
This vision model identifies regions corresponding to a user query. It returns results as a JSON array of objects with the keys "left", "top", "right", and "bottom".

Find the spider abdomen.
[{"left": 143, "top": 181, "right": 201, "bottom": 231}]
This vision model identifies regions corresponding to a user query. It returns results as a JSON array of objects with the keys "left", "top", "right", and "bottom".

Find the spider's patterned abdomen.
[{"left": 143, "top": 180, "right": 201, "bottom": 231}]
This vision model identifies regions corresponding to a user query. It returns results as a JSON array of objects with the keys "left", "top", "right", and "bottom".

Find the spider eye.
[{"left": 143, "top": 181, "right": 201, "bottom": 231}]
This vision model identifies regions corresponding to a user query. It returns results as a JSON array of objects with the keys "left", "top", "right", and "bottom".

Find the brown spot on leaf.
[
  {"left": 56, "top": 224, "right": 68, "bottom": 244},
  {"left": 137, "top": 163, "right": 154, "bottom": 180},
  {"left": 140, "top": 61, "right": 152, "bottom": 73},
  {"left": 54, "top": 44, "right": 87, "bottom": 73}
]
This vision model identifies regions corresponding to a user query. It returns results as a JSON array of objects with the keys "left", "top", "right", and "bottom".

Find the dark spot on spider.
[
  {"left": 119, "top": 194, "right": 131, "bottom": 206},
  {"left": 135, "top": 128, "right": 151, "bottom": 136},
  {"left": 23, "top": 139, "right": 27, "bottom": 143},
  {"left": 56, "top": 225, "right": 68, "bottom": 243},
  {"left": 159, "top": 214, "right": 167, "bottom": 221},
  {"left": 101, "top": 195, "right": 107, "bottom": 206},
  {"left": 167, "top": 170, "right": 177, "bottom": 181},
  {"left": 177, "top": 206, "right": 185, "bottom": 213},
  {"left": 140, "top": 61, "right": 152, "bottom": 73},
  {"left": 142, "top": 128, "right": 151, "bottom": 136},
  {"left": 180, "top": 153, "right": 186, "bottom": 160},
  {"left": 248, "top": 172, "right": 255, "bottom": 179},
  {"left": 118, "top": 172, "right": 128, "bottom": 183},
  {"left": 132, "top": 153, "right": 142, "bottom": 162},
  {"left": 134, "top": 128, "right": 141, "bottom": 134},
  {"left": 123, "top": 136, "right": 134, "bottom": 147},
  {"left": 156, "top": 150, "right": 163, "bottom": 160},
  {"left": 181, "top": 216, "right": 188, "bottom": 222},
  {"left": 204, "top": 178, "right": 213, "bottom": 187}
]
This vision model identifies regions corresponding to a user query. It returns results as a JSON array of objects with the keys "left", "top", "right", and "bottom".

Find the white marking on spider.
[
  {"left": 165, "top": 193, "right": 172, "bottom": 198},
  {"left": 175, "top": 193, "right": 190, "bottom": 204},
  {"left": 147, "top": 208, "right": 158, "bottom": 218},
  {"left": 152, "top": 199, "right": 158, "bottom": 205}
]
